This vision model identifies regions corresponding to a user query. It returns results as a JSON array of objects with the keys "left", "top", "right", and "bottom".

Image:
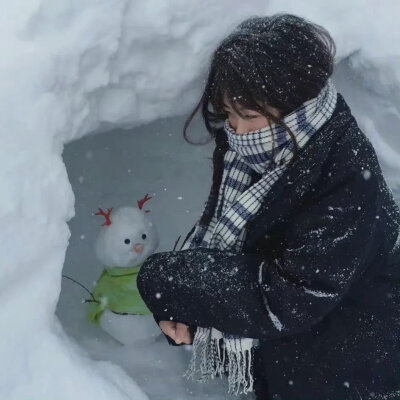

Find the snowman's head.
[{"left": 94, "top": 205, "right": 159, "bottom": 268}]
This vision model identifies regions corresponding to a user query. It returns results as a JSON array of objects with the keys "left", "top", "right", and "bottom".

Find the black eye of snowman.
[
  {"left": 124, "top": 239, "right": 131, "bottom": 244},
  {"left": 142, "top": 234, "right": 147, "bottom": 240}
]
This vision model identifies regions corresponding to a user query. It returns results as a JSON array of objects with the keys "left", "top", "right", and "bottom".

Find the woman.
[{"left": 137, "top": 13, "right": 400, "bottom": 400}]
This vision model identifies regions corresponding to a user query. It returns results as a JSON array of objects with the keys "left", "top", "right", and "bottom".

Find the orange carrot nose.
[{"left": 134, "top": 243, "right": 143, "bottom": 254}]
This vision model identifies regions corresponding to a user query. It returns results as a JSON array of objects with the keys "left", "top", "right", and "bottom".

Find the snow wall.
[{"left": 1, "top": 1, "right": 399, "bottom": 399}]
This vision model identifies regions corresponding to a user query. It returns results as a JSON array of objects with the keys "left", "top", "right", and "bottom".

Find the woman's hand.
[{"left": 159, "top": 321, "right": 193, "bottom": 345}]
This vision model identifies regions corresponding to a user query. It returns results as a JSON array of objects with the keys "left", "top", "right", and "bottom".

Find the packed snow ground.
[{"left": 1, "top": 1, "right": 399, "bottom": 399}]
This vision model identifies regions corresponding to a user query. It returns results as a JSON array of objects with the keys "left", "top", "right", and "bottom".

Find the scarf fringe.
[{"left": 183, "top": 327, "right": 255, "bottom": 395}]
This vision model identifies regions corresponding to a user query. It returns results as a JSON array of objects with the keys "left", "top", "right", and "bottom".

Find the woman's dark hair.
[{"left": 183, "top": 13, "right": 336, "bottom": 224}]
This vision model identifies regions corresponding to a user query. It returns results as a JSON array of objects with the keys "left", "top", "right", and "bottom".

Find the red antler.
[
  {"left": 137, "top": 194, "right": 152, "bottom": 213},
  {"left": 94, "top": 207, "right": 113, "bottom": 226}
]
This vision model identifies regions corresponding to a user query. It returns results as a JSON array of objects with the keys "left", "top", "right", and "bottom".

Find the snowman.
[{"left": 87, "top": 194, "right": 160, "bottom": 344}]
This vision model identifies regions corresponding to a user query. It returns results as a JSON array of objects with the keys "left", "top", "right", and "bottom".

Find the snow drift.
[{"left": 1, "top": 0, "right": 399, "bottom": 399}]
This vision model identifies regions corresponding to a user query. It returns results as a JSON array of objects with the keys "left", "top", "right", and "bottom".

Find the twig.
[
  {"left": 173, "top": 235, "right": 181, "bottom": 251},
  {"left": 62, "top": 274, "right": 99, "bottom": 304}
]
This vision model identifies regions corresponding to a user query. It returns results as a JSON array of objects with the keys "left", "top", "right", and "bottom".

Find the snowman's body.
[
  {"left": 100, "top": 310, "right": 158, "bottom": 344},
  {"left": 89, "top": 202, "right": 160, "bottom": 345}
]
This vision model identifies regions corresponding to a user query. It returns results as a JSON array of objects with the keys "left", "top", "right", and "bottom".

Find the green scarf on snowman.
[{"left": 88, "top": 264, "right": 151, "bottom": 325}]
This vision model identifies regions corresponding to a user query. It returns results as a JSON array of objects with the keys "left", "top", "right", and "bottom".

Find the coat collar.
[{"left": 244, "top": 93, "right": 357, "bottom": 250}]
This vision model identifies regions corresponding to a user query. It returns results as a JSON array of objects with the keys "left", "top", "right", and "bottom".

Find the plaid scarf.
[{"left": 182, "top": 79, "right": 338, "bottom": 394}]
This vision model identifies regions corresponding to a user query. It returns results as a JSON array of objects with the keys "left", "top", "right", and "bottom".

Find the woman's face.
[{"left": 223, "top": 94, "right": 282, "bottom": 135}]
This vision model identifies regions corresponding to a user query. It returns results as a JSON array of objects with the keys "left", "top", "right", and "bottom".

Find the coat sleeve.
[{"left": 137, "top": 167, "right": 380, "bottom": 340}]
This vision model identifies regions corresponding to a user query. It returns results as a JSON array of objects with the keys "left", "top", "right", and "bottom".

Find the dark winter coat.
[{"left": 137, "top": 93, "right": 400, "bottom": 400}]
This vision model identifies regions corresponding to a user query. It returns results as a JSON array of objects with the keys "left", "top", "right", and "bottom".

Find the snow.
[
  {"left": 303, "top": 287, "right": 338, "bottom": 298},
  {"left": 264, "top": 298, "right": 284, "bottom": 332},
  {"left": 1, "top": 1, "right": 400, "bottom": 399},
  {"left": 258, "top": 262, "right": 284, "bottom": 331}
]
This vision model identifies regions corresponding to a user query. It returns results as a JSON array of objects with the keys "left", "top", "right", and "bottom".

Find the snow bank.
[{"left": 0, "top": 0, "right": 398, "bottom": 398}]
